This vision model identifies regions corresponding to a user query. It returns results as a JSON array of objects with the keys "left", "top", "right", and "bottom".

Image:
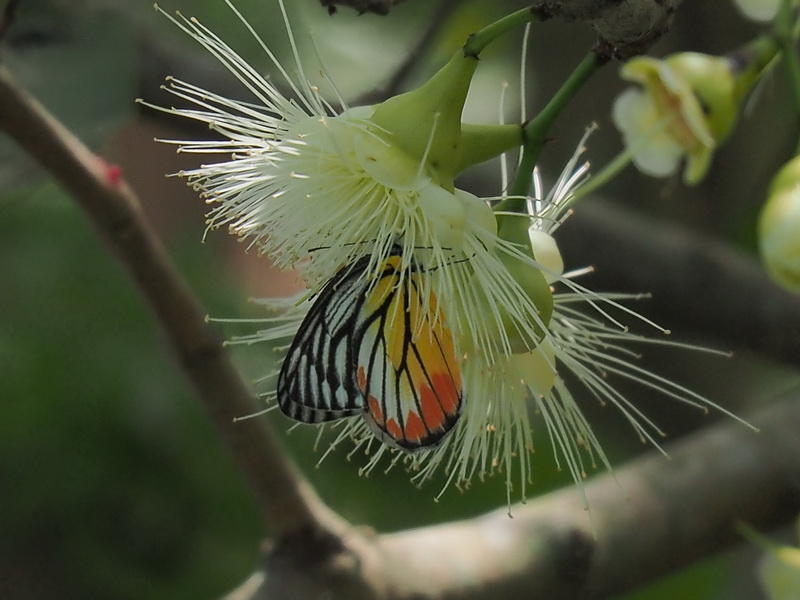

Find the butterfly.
[{"left": 277, "top": 247, "right": 464, "bottom": 452}]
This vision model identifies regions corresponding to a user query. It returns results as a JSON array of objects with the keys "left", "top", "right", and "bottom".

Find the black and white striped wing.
[{"left": 277, "top": 258, "right": 370, "bottom": 423}]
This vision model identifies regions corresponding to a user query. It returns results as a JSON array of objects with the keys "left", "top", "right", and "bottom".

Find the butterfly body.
[{"left": 277, "top": 249, "right": 463, "bottom": 452}]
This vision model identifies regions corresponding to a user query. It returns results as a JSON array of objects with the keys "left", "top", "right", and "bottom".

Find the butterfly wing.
[
  {"left": 356, "top": 256, "right": 463, "bottom": 452},
  {"left": 277, "top": 258, "right": 370, "bottom": 423}
]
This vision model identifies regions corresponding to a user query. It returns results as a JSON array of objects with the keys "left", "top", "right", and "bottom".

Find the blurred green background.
[{"left": 1, "top": 0, "right": 796, "bottom": 598}]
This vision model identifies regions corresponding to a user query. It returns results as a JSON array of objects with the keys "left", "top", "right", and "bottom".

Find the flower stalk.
[
  {"left": 463, "top": 5, "right": 549, "bottom": 57},
  {"left": 511, "top": 50, "right": 608, "bottom": 201}
]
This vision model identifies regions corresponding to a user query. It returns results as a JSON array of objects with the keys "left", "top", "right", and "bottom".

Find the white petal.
[
  {"left": 513, "top": 338, "right": 557, "bottom": 398},
  {"left": 528, "top": 230, "right": 564, "bottom": 282},
  {"left": 613, "top": 88, "right": 683, "bottom": 177},
  {"left": 416, "top": 184, "right": 467, "bottom": 251},
  {"left": 456, "top": 189, "right": 498, "bottom": 242}
]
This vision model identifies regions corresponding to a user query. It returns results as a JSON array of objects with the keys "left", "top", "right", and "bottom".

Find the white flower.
[
  {"left": 149, "top": 1, "right": 753, "bottom": 505},
  {"left": 139, "top": 1, "right": 500, "bottom": 292},
  {"left": 406, "top": 137, "right": 752, "bottom": 502},
  {"left": 612, "top": 53, "right": 738, "bottom": 185},
  {"left": 612, "top": 87, "right": 687, "bottom": 178},
  {"left": 245, "top": 134, "right": 752, "bottom": 505},
  {"left": 142, "top": 0, "right": 560, "bottom": 374}
]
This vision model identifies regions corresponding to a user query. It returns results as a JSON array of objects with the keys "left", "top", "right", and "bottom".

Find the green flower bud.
[
  {"left": 614, "top": 39, "right": 777, "bottom": 185},
  {"left": 759, "top": 155, "right": 800, "bottom": 292},
  {"left": 367, "top": 51, "right": 478, "bottom": 189},
  {"left": 759, "top": 542, "right": 800, "bottom": 600},
  {"left": 615, "top": 53, "right": 737, "bottom": 184}
]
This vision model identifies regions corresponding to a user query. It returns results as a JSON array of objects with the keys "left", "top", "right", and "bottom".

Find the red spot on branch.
[{"left": 98, "top": 158, "right": 123, "bottom": 188}]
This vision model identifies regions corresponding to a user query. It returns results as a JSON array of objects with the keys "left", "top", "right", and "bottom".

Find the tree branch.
[
  {"left": 227, "top": 392, "right": 800, "bottom": 600},
  {"left": 559, "top": 200, "right": 800, "bottom": 372},
  {"left": 0, "top": 64, "right": 345, "bottom": 545},
  {"left": 543, "top": 0, "right": 678, "bottom": 58},
  {"left": 318, "top": 0, "right": 677, "bottom": 57}
]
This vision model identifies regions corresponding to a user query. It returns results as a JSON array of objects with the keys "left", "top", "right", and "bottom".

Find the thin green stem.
[
  {"left": 463, "top": 6, "right": 546, "bottom": 57},
  {"left": 493, "top": 50, "right": 606, "bottom": 250},
  {"left": 498, "top": 50, "right": 606, "bottom": 219}
]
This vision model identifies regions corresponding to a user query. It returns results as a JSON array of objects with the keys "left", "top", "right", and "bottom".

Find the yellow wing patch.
[{"left": 356, "top": 255, "right": 462, "bottom": 451}]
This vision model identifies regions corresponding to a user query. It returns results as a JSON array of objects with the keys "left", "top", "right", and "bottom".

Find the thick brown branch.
[
  {"left": 542, "top": 0, "right": 678, "bottom": 58},
  {"left": 0, "top": 64, "right": 342, "bottom": 543},
  {"left": 228, "top": 393, "right": 800, "bottom": 600},
  {"left": 380, "top": 394, "right": 800, "bottom": 599}
]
